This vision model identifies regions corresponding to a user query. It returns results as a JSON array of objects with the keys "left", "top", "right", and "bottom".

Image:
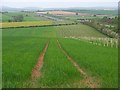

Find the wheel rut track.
[
  {"left": 31, "top": 41, "right": 49, "bottom": 79},
  {"left": 57, "top": 39, "right": 100, "bottom": 88}
]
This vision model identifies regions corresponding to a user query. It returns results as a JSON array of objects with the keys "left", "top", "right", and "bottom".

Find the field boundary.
[
  {"left": 64, "top": 36, "right": 118, "bottom": 48},
  {"left": 31, "top": 41, "right": 49, "bottom": 79},
  {"left": 1, "top": 23, "right": 78, "bottom": 29},
  {"left": 57, "top": 39, "right": 100, "bottom": 88}
]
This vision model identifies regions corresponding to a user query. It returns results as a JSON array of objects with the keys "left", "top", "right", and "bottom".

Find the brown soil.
[
  {"left": 57, "top": 40, "right": 100, "bottom": 88},
  {"left": 31, "top": 42, "right": 49, "bottom": 79},
  {"left": 36, "top": 11, "right": 91, "bottom": 16}
]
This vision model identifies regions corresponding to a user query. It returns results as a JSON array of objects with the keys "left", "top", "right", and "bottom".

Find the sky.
[{"left": 2, "top": 0, "right": 119, "bottom": 8}]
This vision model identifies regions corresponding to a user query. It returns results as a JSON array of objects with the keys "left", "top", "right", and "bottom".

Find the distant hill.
[
  {"left": 1, "top": 6, "right": 43, "bottom": 12},
  {"left": 1, "top": 6, "right": 118, "bottom": 14}
]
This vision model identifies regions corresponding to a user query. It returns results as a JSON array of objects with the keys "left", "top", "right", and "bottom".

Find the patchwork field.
[{"left": 2, "top": 22, "right": 118, "bottom": 88}]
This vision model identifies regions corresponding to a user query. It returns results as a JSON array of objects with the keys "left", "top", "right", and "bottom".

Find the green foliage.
[
  {"left": 100, "top": 16, "right": 118, "bottom": 25},
  {"left": 65, "top": 10, "right": 118, "bottom": 16},
  {"left": 12, "top": 15, "right": 24, "bottom": 22},
  {"left": 82, "top": 20, "right": 118, "bottom": 38}
]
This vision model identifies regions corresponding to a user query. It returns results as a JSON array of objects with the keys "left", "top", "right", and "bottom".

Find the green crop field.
[
  {"left": 38, "top": 39, "right": 83, "bottom": 88},
  {"left": 58, "top": 38, "right": 118, "bottom": 88},
  {"left": 1, "top": 12, "right": 51, "bottom": 22},
  {"left": 56, "top": 24, "right": 107, "bottom": 38},
  {"left": 2, "top": 10, "right": 118, "bottom": 88},
  {"left": 65, "top": 10, "right": 118, "bottom": 16},
  {"left": 60, "top": 16, "right": 101, "bottom": 20},
  {"left": 2, "top": 27, "right": 56, "bottom": 88}
]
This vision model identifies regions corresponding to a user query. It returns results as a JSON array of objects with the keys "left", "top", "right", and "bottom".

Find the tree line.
[
  {"left": 80, "top": 17, "right": 119, "bottom": 38},
  {"left": 8, "top": 15, "right": 24, "bottom": 22}
]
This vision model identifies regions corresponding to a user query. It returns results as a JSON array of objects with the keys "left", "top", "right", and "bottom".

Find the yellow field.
[{"left": 1, "top": 21, "right": 53, "bottom": 28}]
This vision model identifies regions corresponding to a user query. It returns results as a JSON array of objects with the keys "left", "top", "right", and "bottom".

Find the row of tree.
[
  {"left": 8, "top": 15, "right": 24, "bottom": 22},
  {"left": 81, "top": 19, "right": 119, "bottom": 38},
  {"left": 100, "top": 16, "right": 118, "bottom": 25}
]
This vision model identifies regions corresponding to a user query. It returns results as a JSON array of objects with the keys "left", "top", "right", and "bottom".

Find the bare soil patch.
[
  {"left": 36, "top": 11, "right": 91, "bottom": 16},
  {"left": 31, "top": 42, "right": 49, "bottom": 79}
]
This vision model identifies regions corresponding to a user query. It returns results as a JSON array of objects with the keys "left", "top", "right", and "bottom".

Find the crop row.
[
  {"left": 58, "top": 38, "right": 118, "bottom": 88},
  {"left": 3, "top": 37, "right": 47, "bottom": 88},
  {"left": 2, "top": 27, "right": 56, "bottom": 88},
  {"left": 38, "top": 39, "right": 83, "bottom": 88},
  {"left": 56, "top": 24, "right": 107, "bottom": 38},
  {"left": 3, "top": 25, "right": 118, "bottom": 88}
]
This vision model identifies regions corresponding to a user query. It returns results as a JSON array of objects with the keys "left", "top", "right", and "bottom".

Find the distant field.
[
  {"left": 65, "top": 10, "right": 118, "bottom": 16},
  {"left": 37, "top": 11, "right": 90, "bottom": 16},
  {"left": 2, "top": 12, "right": 51, "bottom": 22},
  {"left": 60, "top": 15, "right": 104, "bottom": 20},
  {"left": 1, "top": 21, "right": 53, "bottom": 28},
  {"left": 56, "top": 24, "right": 107, "bottom": 38}
]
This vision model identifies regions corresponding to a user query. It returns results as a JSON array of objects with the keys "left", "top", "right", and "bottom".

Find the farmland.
[
  {"left": 58, "top": 38, "right": 118, "bottom": 87},
  {"left": 65, "top": 10, "right": 118, "bottom": 16},
  {"left": 1, "top": 12, "right": 51, "bottom": 22},
  {"left": 37, "top": 39, "right": 83, "bottom": 88},
  {"left": 2, "top": 9, "right": 118, "bottom": 88},
  {"left": 56, "top": 24, "right": 107, "bottom": 38},
  {"left": 1, "top": 21, "right": 53, "bottom": 28},
  {"left": 3, "top": 27, "right": 56, "bottom": 88}
]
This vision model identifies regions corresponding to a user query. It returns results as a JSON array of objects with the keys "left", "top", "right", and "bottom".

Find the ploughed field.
[{"left": 2, "top": 24, "right": 118, "bottom": 88}]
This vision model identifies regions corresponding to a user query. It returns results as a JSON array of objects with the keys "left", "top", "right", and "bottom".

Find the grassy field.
[
  {"left": 58, "top": 38, "right": 118, "bottom": 88},
  {"left": 2, "top": 12, "right": 51, "bottom": 22},
  {"left": 2, "top": 27, "right": 56, "bottom": 87},
  {"left": 59, "top": 16, "right": 102, "bottom": 20},
  {"left": 2, "top": 14, "right": 118, "bottom": 88},
  {"left": 3, "top": 37, "right": 47, "bottom": 87},
  {"left": 65, "top": 10, "right": 118, "bottom": 16},
  {"left": 56, "top": 24, "right": 107, "bottom": 38},
  {"left": 38, "top": 39, "right": 83, "bottom": 88}
]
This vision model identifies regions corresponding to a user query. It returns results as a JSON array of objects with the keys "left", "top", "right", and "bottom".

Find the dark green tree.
[{"left": 13, "top": 15, "right": 24, "bottom": 22}]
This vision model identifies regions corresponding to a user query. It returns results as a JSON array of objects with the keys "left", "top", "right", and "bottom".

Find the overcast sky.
[{"left": 2, "top": 0, "right": 119, "bottom": 8}]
